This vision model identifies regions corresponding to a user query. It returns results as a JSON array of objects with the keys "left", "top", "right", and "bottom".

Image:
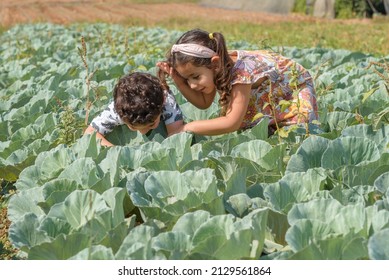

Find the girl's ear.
[{"left": 211, "top": 56, "right": 220, "bottom": 71}]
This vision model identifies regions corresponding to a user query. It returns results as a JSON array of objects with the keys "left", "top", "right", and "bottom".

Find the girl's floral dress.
[{"left": 230, "top": 50, "right": 318, "bottom": 131}]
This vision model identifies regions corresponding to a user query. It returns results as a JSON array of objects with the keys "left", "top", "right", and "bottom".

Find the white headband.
[{"left": 171, "top": 43, "right": 217, "bottom": 58}]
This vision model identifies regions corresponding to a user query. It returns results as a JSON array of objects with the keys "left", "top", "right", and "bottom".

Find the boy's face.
[{"left": 126, "top": 114, "right": 161, "bottom": 135}]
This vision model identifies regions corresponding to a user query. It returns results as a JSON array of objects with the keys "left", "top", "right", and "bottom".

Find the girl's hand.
[
  {"left": 156, "top": 61, "right": 186, "bottom": 86},
  {"left": 156, "top": 61, "right": 172, "bottom": 75}
]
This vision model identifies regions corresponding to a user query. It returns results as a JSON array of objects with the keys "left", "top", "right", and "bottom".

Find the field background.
[{"left": 1, "top": 0, "right": 388, "bottom": 56}]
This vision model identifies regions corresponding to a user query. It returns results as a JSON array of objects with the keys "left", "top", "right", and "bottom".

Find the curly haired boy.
[{"left": 84, "top": 72, "right": 184, "bottom": 146}]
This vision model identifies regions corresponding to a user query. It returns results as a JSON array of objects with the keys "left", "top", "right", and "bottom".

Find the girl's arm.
[
  {"left": 182, "top": 84, "right": 251, "bottom": 135},
  {"left": 157, "top": 61, "right": 215, "bottom": 109}
]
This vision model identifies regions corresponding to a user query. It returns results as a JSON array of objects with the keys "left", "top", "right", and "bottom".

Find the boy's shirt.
[{"left": 90, "top": 91, "right": 183, "bottom": 135}]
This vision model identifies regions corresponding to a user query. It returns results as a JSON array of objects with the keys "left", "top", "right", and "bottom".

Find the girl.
[{"left": 157, "top": 28, "right": 318, "bottom": 136}]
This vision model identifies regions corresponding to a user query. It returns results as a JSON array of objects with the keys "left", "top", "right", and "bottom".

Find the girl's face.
[{"left": 175, "top": 62, "right": 216, "bottom": 95}]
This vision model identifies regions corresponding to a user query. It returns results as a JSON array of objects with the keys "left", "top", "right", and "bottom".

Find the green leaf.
[
  {"left": 264, "top": 169, "right": 327, "bottom": 213},
  {"left": 288, "top": 198, "right": 343, "bottom": 225},
  {"left": 286, "top": 136, "right": 330, "bottom": 173},
  {"left": 288, "top": 233, "right": 368, "bottom": 260},
  {"left": 241, "top": 117, "right": 270, "bottom": 140},
  {"left": 321, "top": 136, "right": 380, "bottom": 170},
  {"left": 115, "top": 225, "right": 159, "bottom": 260},
  {"left": 69, "top": 245, "right": 115, "bottom": 260},
  {"left": 230, "top": 139, "right": 273, "bottom": 169},
  {"left": 225, "top": 193, "right": 252, "bottom": 217},
  {"left": 58, "top": 157, "right": 103, "bottom": 187},
  {"left": 334, "top": 153, "right": 389, "bottom": 187},
  {"left": 190, "top": 209, "right": 268, "bottom": 259},
  {"left": 285, "top": 219, "right": 333, "bottom": 252},
  {"left": 362, "top": 87, "right": 379, "bottom": 103},
  {"left": 172, "top": 210, "right": 211, "bottom": 236},
  {"left": 342, "top": 124, "right": 389, "bottom": 153},
  {"left": 180, "top": 102, "right": 219, "bottom": 122},
  {"left": 39, "top": 179, "right": 80, "bottom": 212},
  {"left": 151, "top": 232, "right": 191, "bottom": 260},
  {"left": 7, "top": 187, "right": 45, "bottom": 223},
  {"left": 61, "top": 189, "right": 110, "bottom": 229},
  {"left": 27, "top": 233, "right": 91, "bottom": 260},
  {"left": 374, "top": 171, "right": 389, "bottom": 194},
  {"left": 368, "top": 229, "right": 389, "bottom": 260},
  {"left": 161, "top": 132, "right": 193, "bottom": 168},
  {"left": 128, "top": 169, "right": 223, "bottom": 226},
  {"left": 102, "top": 187, "right": 128, "bottom": 227},
  {"left": 324, "top": 111, "right": 356, "bottom": 131},
  {"left": 8, "top": 213, "right": 51, "bottom": 250},
  {"left": 105, "top": 125, "right": 146, "bottom": 146}
]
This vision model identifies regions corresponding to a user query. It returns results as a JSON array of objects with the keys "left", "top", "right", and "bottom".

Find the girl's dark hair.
[
  {"left": 158, "top": 29, "right": 234, "bottom": 115},
  {"left": 114, "top": 72, "right": 164, "bottom": 125}
]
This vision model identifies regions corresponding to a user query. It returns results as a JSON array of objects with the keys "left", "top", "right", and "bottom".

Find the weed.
[
  {"left": 78, "top": 36, "right": 98, "bottom": 129},
  {"left": 55, "top": 105, "right": 84, "bottom": 146},
  {"left": 367, "top": 59, "right": 389, "bottom": 90},
  {"left": 366, "top": 59, "right": 389, "bottom": 128}
]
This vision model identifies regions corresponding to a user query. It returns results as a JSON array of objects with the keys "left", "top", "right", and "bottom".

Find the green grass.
[
  {"left": 120, "top": 0, "right": 389, "bottom": 57},
  {"left": 1, "top": 1, "right": 388, "bottom": 56},
  {"left": 126, "top": 15, "right": 389, "bottom": 57}
]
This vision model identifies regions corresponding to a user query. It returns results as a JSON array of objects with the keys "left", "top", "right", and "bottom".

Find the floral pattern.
[{"left": 230, "top": 50, "right": 318, "bottom": 130}]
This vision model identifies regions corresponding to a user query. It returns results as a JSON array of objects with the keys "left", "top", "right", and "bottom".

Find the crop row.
[{"left": 1, "top": 23, "right": 389, "bottom": 259}]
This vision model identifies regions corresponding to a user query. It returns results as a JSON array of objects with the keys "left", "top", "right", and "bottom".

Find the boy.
[{"left": 84, "top": 72, "right": 184, "bottom": 146}]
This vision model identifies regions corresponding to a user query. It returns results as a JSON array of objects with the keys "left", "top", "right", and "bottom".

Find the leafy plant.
[{"left": 1, "top": 23, "right": 389, "bottom": 260}]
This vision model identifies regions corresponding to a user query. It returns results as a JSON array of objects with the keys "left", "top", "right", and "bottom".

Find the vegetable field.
[{"left": 1, "top": 23, "right": 389, "bottom": 260}]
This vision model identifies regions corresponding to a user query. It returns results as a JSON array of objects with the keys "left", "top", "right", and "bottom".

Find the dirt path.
[{"left": 0, "top": 0, "right": 318, "bottom": 28}]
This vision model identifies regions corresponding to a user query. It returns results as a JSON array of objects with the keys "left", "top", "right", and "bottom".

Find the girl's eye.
[{"left": 193, "top": 75, "right": 199, "bottom": 80}]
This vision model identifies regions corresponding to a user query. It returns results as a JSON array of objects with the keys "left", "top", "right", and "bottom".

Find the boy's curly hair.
[{"left": 114, "top": 72, "right": 164, "bottom": 125}]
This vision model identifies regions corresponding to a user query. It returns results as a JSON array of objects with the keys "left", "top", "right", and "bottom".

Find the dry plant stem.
[
  {"left": 268, "top": 81, "right": 282, "bottom": 143},
  {"left": 313, "top": 59, "right": 332, "bottom": 83},
  {"left": 367, "top": 60, "right": 389, "bottom": 92},
  {"left": 290, "top": 62, "right": 309, "bottom": 136},
  {"left": 366, "top": 59, "right": 389, "bottom": 129},
  {"left": 79, "top": 36, "right": 91, "bottom": 128},
  {"left": 78, "top": 36, "right": 100, "bottom": 130}
]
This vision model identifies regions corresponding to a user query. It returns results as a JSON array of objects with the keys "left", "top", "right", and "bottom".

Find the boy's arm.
[
  {"left": 166, "top": 119, "right": 185, "bottom": 136},
  {"left": 162, "top": 89, "right": 186, "bottom": 136},
  {"left": 84, "top": 101, "right": 123, "bottom": 147},
  {"left": 84, "top": 125, "right": 114, "bottom": 147}
]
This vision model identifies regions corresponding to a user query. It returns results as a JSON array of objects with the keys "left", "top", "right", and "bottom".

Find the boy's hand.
[
  {"left": 84, "top": 125, "right": 114, "bottom": 147},
  {"left": 166, "top": 120, "right": 185, "bottom": 136}
]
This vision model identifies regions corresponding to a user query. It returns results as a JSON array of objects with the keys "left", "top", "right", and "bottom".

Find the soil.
[
  {"left": 0, "top": 0, "right": 325, "bottom": 28},
  {"left": 0, "top": 207, "right": 18, "bottom": 259}
]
